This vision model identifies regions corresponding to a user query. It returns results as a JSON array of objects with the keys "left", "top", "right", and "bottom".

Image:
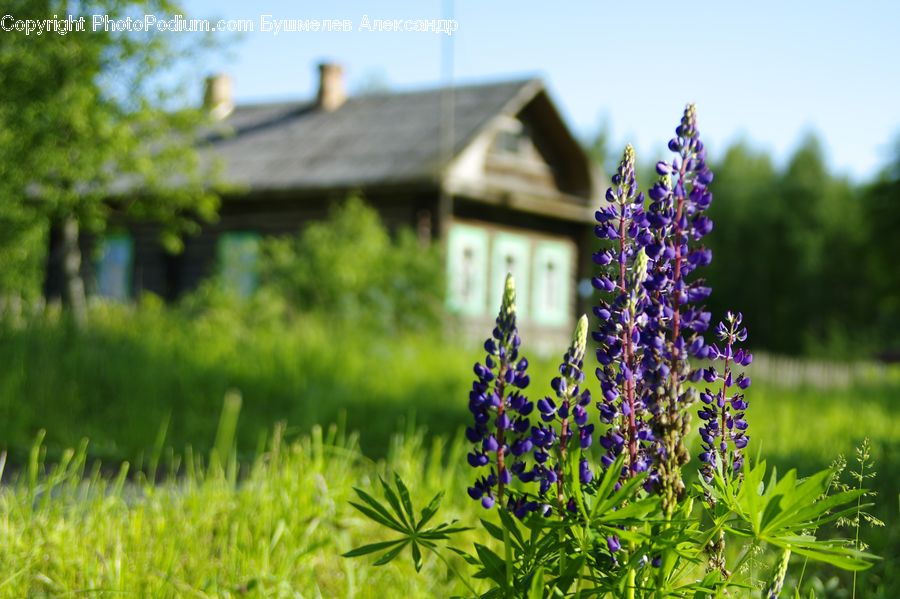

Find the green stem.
[
  {"left": 502, "top": 524, "right": 514, "bottom": 596},
  {"left": 852, "top": 455, "right": 865, "bottom": 599},
  {"left": 559, "top": 525, "right": 566, "bottom": 579},
  {"left": 627, "top": 566, "right": 636, "bottom": 599}
]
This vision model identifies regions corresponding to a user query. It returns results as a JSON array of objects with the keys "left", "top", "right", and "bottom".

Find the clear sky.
[{"left": 187, "top": 1, "right": 900, "bottom": 180}]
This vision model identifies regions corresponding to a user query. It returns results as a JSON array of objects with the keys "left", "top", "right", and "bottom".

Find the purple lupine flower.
[
  {"left": 641, "top": 105, "right": 717, "bottom": 514},
  {"left": 466, "top": 274, "right": 533, "bottom": 509},
  {"left": 593, "top": 145, "right": 655, "bottom": 481},
  {"left": 697, "top": 311, "right": 752, "bottom": 482},
  {"left": 527, "top": 315, "right": 593, "bottom": 513},
  {"left": 607, "top": 535, "right": 621, "bottom": 553}
]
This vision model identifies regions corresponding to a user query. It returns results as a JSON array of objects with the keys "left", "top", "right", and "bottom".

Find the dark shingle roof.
[{"left": 204, "top": 78, "right": 540, "bottom": 192}]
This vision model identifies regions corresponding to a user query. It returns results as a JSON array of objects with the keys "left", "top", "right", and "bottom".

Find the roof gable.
[{"left": 205, "top": 78, "right": 540, "bottom": 193}]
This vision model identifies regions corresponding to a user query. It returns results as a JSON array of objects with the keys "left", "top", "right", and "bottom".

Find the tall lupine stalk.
[
  {"left": 644, "top": 104, "right": 716, "bottom": 516},
  {"left": 466, "top": 274, "right": 532, "bottom": 509},
  {"left": 697, "top": 312, "right": 752, "bottom": 575},
  {"left": 593, "top": 145, "right": 655, "bottom": 481}
]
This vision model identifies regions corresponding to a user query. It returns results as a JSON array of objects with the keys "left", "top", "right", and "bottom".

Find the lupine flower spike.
[
  {"left": 466, "top": 274, "right": 532, "bottom": 509},
  {"left": 593, "top": 145, "right": 655, "bottom": 483},
  {"left": 528, "top": 315, "right": 593, "bottom": 516},
  {"left": 697, "top": 311, "right": 752, "bottom": 482},
  {"left": 644, "top": 104, "right": 716, "bottom": 516}
]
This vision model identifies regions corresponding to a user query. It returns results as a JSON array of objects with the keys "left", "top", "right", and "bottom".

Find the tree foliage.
[{"left": 0, "top": 0, "right": 220, "bottom": 316}]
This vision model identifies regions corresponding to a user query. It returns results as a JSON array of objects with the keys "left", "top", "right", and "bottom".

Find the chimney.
[
  {"left": 316, "top": 62, "right": 346, "bottom": 111},
  {"left": 203, "top": 73, "right": 234, "bottom": 120}
]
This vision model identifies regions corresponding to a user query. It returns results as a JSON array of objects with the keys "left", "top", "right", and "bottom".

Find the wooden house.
[{"left": 64, "top": 63, "right": 602, "bottom": 350}]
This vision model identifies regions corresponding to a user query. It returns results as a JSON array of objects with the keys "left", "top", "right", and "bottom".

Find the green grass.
[
  {"left": 0, "top": 424, "right": 486, "bottom": 597},
  {"left": 0, "top": 303, "right": 897, "bottom": 596}
]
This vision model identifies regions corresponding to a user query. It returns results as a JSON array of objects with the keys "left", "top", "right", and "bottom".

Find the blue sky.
[{"left": 188, "top": 1, "right": 899, "bottom": 180}]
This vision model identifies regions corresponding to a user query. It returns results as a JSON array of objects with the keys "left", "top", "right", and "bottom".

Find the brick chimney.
[
  {"left": 316, "top": 62, "right": 346, "bottom": 111},
  {"left": 203, "top": 73, "right": 234, "bottom": 120}
]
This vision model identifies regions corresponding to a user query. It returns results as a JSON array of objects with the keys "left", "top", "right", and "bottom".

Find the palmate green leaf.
[
  {"left": 768, "top": 535, "right": 877, "bottom": 571},
  {"left": 422, "top": 521, "right": 472, "bottom": 538},
  {"left": 341, "top": 539, "right": 405, "bottom": 558},
  {"left": 473, "top": 543, "right": 507, "bottom": 585},
  {"left": 590, "top": 454, "right": 627, "bottom": 520},
  {"left": 417, "top": 491, "right": 444, "bottom": 531},
  {"left": 393, "top": 473, "right": 415, "bottom": 522},
  {"left": 736, "top": 459, "right": 768, "bottom": 527},
  {"left": 378, "top": 475, "right": 412, "bottom": 529},
  {"left": 411, "top": 541, "right": 424, "bottom": 572},
  {"left": 496, "top": 508, "right": 526, "bottom": 549},
  {"left": 787, "top": 490, "right": 868, "bottom": 528},
  {"left": 590, "top": 472, "right": 649, "bottom": 524},
  {"left": 351, "top": 487, "right": 407, "bottom": 530},
  {"left": 373, "top": 540, "right": 410, "bottom": 566},
  {"left": 346, "top": 473, "right": 469, "bottom": 576},
  {"left": 347, "top": 500, "right": 407, "bottom": 534},
  {"left": 760, "top": 470, "right": 830, "bottom": 533},
  {"left": 448, "top": 546, "right": 480, "bottom": 567},
  {"left": 479, "top": 518, "right": 507, "bottom": 546}
]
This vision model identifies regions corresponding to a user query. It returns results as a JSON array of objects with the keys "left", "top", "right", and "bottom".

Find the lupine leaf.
[
  {"left": 416, "top": 491, "right": 444, "bottom": 531},
  {"left": 410, "top": 541, "right": 423, "bottom": 572},
  {"left": 347, "top": 501, "right": 407, "bottom": 534},
  {"left": 372, "top": 540, "right": 409, "bottom": 566},
  {"left": 342, "top": 539, "right": 405, "bottom": 558},
  {"left": 785, "top": 543, "right": 874, "bottom": 571},
  {"left": 479, "top": 518, "right": 507, "bottom": 545},
  {"left": 378, "top": 476, "right": 411, "bottom": 529},
  {"left": 591, "top": 454, "right": 626, "bottom": 519},
  {"left": 497, "top": 508, "right": 525, "bottom": 549},
  {"left": 473, "top": 543, "right": 507, "bottom": 584},
  {"left": 351, "top": 487, "right": 406, "bottom": 531},
  {"left": 393, "top": 473, "right": 415, "bottom": 522}
]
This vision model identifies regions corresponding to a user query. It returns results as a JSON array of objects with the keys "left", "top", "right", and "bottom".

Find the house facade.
[{"left": 71, "top": 63, "right": 602, "bottom": 350}]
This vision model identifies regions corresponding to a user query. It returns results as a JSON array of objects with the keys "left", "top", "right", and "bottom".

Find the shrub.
[{"left": 258, "top": 196, "right": 444, "bottom": 334}]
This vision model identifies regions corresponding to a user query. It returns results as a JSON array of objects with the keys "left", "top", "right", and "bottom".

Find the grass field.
[{"left": 0, "top": 303, "right": 897, "bottom": 596}]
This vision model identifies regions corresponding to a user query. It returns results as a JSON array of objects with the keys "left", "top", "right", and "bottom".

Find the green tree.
[
  {"left": 706, "top": 141, "right": 782, "bottom": 349},
  {"left": 863, "top": 136, "right": 900, "bottom": 355},
  {"left": 0, "top": 0, "right": 220, "bottom": 324}
]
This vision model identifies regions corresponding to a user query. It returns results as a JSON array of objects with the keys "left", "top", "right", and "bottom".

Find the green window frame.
[
  {"left": 531, "top": 240, "right": 573, "bottom": 327},
  {"left": 491, "top": 232, "right": 531, "bottom": 322},
  {"left": 446, "top": 224, "right": 489, "bottom": 317},
  {"left": 218, "top": 231, "right": 261, "bottom": 298},
  {"left": 95, "top": 233, "right": 133, "bottom": 301}
]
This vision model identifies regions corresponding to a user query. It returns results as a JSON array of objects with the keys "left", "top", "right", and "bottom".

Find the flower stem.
[
  {"left": 626, "top": 565, "right": 636, "bottom": 599},
  {"left": 502, "top": 523, "right": 514, "bottom": 596},
  {"left": 852, "top": 453, "right": 865, "bottom": 599}
]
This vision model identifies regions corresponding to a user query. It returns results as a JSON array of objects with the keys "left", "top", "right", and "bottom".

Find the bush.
[{"left": 258, "top": 197, "right": 445, "bottom": 334}]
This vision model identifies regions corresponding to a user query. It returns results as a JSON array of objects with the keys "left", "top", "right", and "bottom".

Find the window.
[
  {"left": 491, "top": 233, "right": 530, "bottom": 321},
  {"left": 493, "top": 119, "right": 526, "bottom": 156},
  {"left": 531, "top": 240, "right": 573, "bottom": 326},
  {"left": 95, "top": 234, "right": 133, "bottom": 301},
  {"left": 218, "top": 232, "right": 260, "bottom": 298},
  {"left": 447, "top": 224, "right": 488, "bottom": 316}
]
